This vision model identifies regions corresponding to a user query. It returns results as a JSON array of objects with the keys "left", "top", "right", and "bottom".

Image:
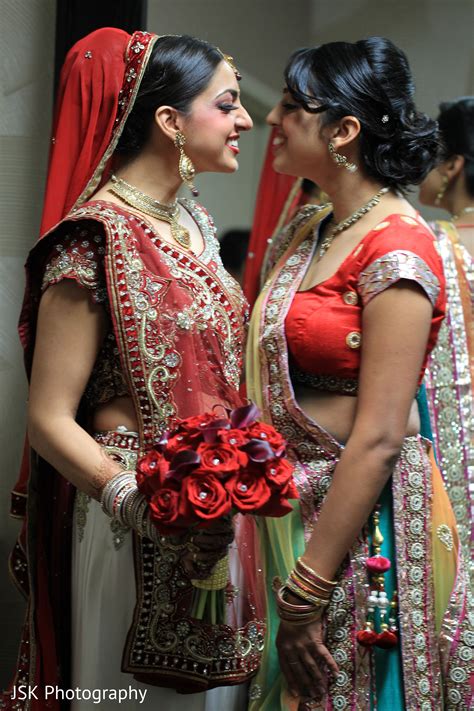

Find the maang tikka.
[
  {"left": 328, "top": 141, "right": 358, "bottom": 173},
  {"left": 174, "top": 131, "right": 199, "bottom": 197}
]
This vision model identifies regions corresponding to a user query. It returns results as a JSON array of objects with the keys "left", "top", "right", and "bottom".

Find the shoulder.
[
  {"left": 359, "top": 214, "right": 442, "bottom": 271},
  {"left": 32, "top": 215, "right": 108, "bottom": 304},
  {"left": 357, "top": 214, "right": 445, "bottom": 308}
]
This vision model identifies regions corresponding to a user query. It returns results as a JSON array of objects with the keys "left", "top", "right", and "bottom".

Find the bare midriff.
[
  {"left": 293, "top": 385, "right": 421, "bottom": 446},
  {"left": 92, "top": 396, "right": 139, "bottom": 432}
]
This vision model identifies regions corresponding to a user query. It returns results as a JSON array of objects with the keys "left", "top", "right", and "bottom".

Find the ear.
[
  {"left": 330, "top": 116, "right": 361, "bottom": 149},
  {"left": 444, "top": 154, "right": 465, "bottom": 181},
  {"left": 153, "top": 106, "right": 184, "bottom": 142}
]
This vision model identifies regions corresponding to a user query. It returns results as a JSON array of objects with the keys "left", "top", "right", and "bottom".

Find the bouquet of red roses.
[{"left": 136, "top": 403, "right": 298, "bottom": 535}]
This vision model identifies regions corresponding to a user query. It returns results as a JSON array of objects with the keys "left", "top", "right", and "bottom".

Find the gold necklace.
[
  {"left": 319, "top": 187, "right": 390, "bottom": 258},
  {"left": 109, "top": 174, "right": 190, "bottom": 249},
  {"left": 452, "top": 206, "right": 474, "bottom": 221}
]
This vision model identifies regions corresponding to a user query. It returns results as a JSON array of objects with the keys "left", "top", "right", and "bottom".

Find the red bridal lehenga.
[{"left": 2, "top": 28, "right": 264, "bottom": 711}]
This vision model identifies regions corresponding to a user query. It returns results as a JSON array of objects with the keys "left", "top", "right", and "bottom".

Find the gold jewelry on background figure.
[
  {"left": 109, "top": 174, "right": 191, "bottom": 249},
  {"left": 328, "top": 141, "right": 358, "bottom": 173},
  {"left": 318, "top": 186, "right": 390, "bottom": 259},
  {"left": 434, "top": 174, "right": 449, "bottom": 206},
  {"left": 174, "top": 131, "right": 199, "bottom": 197},
  {"left": 452, "top": 206, "right": 474, "bottom": 221}
]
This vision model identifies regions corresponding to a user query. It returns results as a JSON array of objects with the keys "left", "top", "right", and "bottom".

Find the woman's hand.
[
  {"left": 181, "top": 518, "right": 234, "bottom": 579},
  {"left": 276, "top": 616, "right": 339, "bottom": 701}
]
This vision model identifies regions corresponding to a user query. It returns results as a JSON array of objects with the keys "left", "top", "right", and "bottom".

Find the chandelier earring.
[
  {"left": 434, "top": 174, "right": 449, "bottom": 206},
  {"left": 174, "top": 131, "right": 199, "bottom": 197},
  {"left": 328, "top": 141, "right": 358, "bottom": 173}
]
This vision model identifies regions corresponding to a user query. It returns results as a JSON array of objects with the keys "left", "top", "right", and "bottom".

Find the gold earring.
[
  {"left": 174, "top": 131, "right": 199, "bottom": 197},
  {"left": 434, "top": 175, "right": 449, "bottom": 206},
  {"left": 328, "top": 141, "right": 358, "bottom": 173}
]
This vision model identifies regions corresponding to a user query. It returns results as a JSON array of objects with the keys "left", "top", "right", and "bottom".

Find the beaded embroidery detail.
[{"left": 358, "top": 250, "right": 440, "bottom": 307}]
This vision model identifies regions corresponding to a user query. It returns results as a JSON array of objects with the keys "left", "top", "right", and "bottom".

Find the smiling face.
[
  {"left": 266, "top": 89, "right": 330, "bottom": 181},
  {"left": 180, "top": 60, "right": 253, "bottom": 175}
]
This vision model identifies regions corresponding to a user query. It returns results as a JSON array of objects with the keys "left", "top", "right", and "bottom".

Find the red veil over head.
[{"left": 40, "top": 27, "right": 157, "bottom": 234}]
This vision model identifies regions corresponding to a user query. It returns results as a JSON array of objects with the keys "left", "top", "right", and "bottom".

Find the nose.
[
  {"left": 266, "top": 103, "right": 280, "bottom": 127},
  {"left": 236, "top": 104, "right": 253, "bottom": 131}
]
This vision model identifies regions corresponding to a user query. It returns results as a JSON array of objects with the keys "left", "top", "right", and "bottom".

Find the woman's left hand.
[{"left": 276, "top": 616, "right": 339, "bottom": 701}]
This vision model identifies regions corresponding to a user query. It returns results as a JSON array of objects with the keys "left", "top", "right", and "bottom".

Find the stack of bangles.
[
  {"left": 100, "top": 470, "right": 160, "bottom": 543},
  {"left": 276, "top": 557, "right": 337, "bottom": 625}
]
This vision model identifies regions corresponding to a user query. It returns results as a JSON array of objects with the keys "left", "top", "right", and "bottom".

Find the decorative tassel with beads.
[{"left": 357, "top": 506, "right": 398, "bottom": 649}]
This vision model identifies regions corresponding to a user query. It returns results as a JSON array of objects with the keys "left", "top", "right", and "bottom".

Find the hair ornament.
[
  {"left": 216, "top": 47, "right": 242, "bottom": 80},
  {"left": 381, "top": 114, "right": 389, "bottom": 124}
]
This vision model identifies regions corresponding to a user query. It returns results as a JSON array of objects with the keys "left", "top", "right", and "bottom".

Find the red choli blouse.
[{"left": 285, "top": 213, "right": 446, "bottom": 394}]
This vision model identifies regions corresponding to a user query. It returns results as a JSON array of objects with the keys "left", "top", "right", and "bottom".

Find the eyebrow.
[{"left": 215, "top": 89, "right": 239, "bottom": 100}]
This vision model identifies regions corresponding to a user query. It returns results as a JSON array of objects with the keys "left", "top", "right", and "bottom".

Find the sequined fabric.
[
  {"left": 358, "top": 249, "right": 440, "bottom": 307},
  {"left": 425, "top": 221, "right": 474, "bottom": 583}
]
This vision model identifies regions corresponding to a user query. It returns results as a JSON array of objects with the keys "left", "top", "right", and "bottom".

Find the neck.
[
  {"left": 450, "top": 198, "right": 474, "bottom": 222},
  {"left": 323, "top": 173, "right": 388, "bottom": 222},
  {"left": 115, "top": 150, "right": 182, "bottom": 204}
]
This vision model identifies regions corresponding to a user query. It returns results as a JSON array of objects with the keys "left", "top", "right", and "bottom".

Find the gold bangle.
[{"left": 296, "top": 557, "right": 337, "bottom": 586}]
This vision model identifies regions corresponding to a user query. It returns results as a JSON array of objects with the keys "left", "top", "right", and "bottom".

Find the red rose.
[
  {"left": 149, "top": 488, "right": 182, "bottom": 532},
  {"left": 256, "top": 494, "right": 295, "bottom": 517},
  {"left": 281, "top": 479, "right": 299, "bottom": 500},
  {"left": 196, "top": 443, "right": 247, "bottom": 476},
  {"left": 166, "top": 431, "right": 200, "bottom": 458},
  {"left": 218, "top": 429, "right": 249, "bottom": 447},
  {"left": 245, "top": 422, "right": 286, "bottom": 451},
  {"left": 264, "top": 458, "right": 295, "bottom": 489},
  {"left": 181, "top": 471, "right": 232, "bottom": 520},
  {"left": 136, "top": 449, "right": 170, "bottom": 496},
  {"left": 225, "top": 470, "right": 272, "bottom": 512},
  {"left": 176, "top": 412, "right": 217, "bottom": 432}
]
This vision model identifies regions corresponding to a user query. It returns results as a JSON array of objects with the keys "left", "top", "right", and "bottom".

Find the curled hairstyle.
[
  {"left": 284, "top": 37, "right": 439, "bottom": 191},
  {"left": 437, "top": 97, "right": 474, "bottom": 197},
  {"left": 117, "top": 35, "right": 224, "bottom": 157}
]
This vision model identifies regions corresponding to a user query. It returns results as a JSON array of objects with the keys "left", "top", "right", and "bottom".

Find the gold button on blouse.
[
  {"left": 346, "top": 331, "right": 361, "bottom": 349},
  {"left": 343, "top": 290, "right": 358, "bottom": 305}
]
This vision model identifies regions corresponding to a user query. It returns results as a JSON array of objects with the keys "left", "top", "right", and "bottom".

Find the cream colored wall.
[{"left": 0, "top": 0, "right": 55, "bottom": 687}]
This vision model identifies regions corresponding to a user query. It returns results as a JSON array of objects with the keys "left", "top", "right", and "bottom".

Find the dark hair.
[
  {"left": 219, "top": 229, "right": 250, "bottom": 272},
  {"left": 117, "top": 35, "right": 224, "bottom": 157},
  {"left": 437, "top": 97, "right": 474, "bottom": 197},
  {"left": 284, "top": 37, "right": 439, "bottom": 191}
]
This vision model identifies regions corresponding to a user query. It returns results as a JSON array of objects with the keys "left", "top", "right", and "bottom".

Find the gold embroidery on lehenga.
[{"left": 436, "top": 523, "right": 454, "bottom": 552}]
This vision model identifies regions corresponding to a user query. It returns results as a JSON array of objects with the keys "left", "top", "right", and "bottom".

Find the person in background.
[
  {"left": 219, "top": 228, "right": 250, "bottom": 286},
  {"left": 420, "top": 96, "right": 474, "bottom": 581}
]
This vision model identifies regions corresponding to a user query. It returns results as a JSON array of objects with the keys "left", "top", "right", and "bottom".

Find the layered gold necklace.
[
  {"left": 319, "top": 186, "right": 390, "bottom": 258},
  {"left": 109, "top": 174, "right": 190, "bottom": 249}
]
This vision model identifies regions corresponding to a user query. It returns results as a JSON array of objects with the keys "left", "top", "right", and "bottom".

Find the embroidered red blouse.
[{"left": 285, "top": 214, "right": 446, "bottom": 393}]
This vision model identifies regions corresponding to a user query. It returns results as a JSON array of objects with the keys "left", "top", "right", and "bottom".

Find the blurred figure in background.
[
  {"left": 420, "top": 96, "right": 474, "bottom": 580},
  {"left": 219, "top": 228, "right": 250, "bottom": 286}
]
